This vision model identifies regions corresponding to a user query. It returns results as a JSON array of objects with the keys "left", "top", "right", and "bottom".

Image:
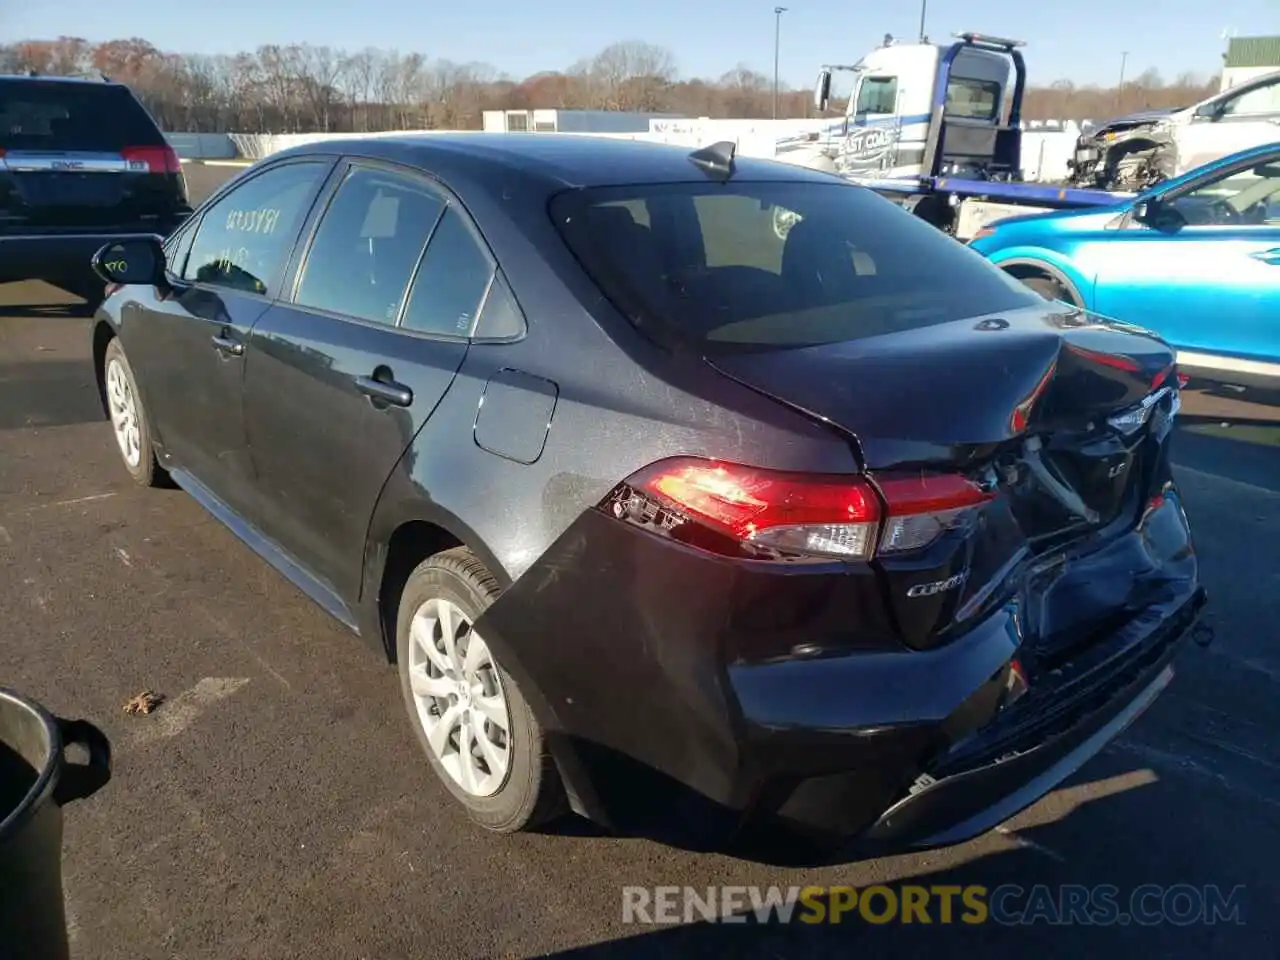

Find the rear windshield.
[
  {"left": 0, "top": 81, "right": 165, "bottom": 153},
  {"left": 550, "top": 180, "right": 1041, "bottom": 353},
  {"left": 946, "top": 77, "right": 1003, "bottom": 121}
]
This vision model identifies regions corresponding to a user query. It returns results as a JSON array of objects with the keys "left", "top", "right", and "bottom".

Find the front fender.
[{"left": 90, "top": 311, "right": 120, "bottom": 421}]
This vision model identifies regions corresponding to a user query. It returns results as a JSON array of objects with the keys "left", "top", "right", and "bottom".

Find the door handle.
[
  {"left": 1249, "top": 248, "right": 1280, "bottom": 265},
  {"left": 356, "top": 374, "right": 413, "bottom": 408},
  {"left": 211, "top": 332, "right": 244, "bottom": 356}
]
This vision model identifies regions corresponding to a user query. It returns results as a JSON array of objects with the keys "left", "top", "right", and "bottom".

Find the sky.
[{"left": 5, "top": 0, "right": 1277, "bottom": 89}]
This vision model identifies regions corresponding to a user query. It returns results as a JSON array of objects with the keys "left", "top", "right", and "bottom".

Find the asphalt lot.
[{"left": 2, "top": 162, "right": 1279, "bottom": 959}]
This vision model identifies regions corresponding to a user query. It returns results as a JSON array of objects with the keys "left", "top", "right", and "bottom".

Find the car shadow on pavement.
[
  {"left": 0, "top": 358, "right": 105, "bottom": 431},
  {"left": 1172, "top": 382, "right": 1280, "bottom": 493},
  {"left": 538, "top": 756, "right": 1268, "bottom": 959},
  {"left": 0, "top": 301, "right": 98, "bottom": 319},
  {"left": 1186, "top": 379, "right": 1280, "bottom": 409}
]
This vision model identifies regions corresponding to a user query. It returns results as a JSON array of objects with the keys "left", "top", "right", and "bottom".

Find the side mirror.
[
  {"left": 91, "top": 237, "right": 166, "bottom": 287},
  {"left": 814, "top": 69, "right": 832, "bottom": 112},
  {"left": 1194, "top": 101, "right": 1222, "bottom": 121}
]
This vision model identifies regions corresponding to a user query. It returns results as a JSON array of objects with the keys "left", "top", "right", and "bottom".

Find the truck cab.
[{"left": 807, "top": 32, "right": 1028, "bottom": 183}]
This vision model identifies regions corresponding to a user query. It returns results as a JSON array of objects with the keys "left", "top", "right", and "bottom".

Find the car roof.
[
  {"left": 0, "top": 73, "right": 126, "bottom": 88},
  {"left": 269, "top": 132, "right": 847, "bottom": 191}
]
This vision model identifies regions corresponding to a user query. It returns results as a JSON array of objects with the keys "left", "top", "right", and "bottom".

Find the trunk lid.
[
  {"left": 707, "top": 302, "right": 1182, "bottom": 653},
  {"left": 0, "top": 79, "right": 186, "bottom": 233}
]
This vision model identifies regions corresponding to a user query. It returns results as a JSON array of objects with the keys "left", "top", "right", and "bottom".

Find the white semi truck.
[{"left": 777, "top": 32, "right": 1137, "bottom": 240}]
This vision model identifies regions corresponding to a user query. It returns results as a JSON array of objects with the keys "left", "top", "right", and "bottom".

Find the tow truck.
[{"left": 781, "top": 31, "right": 1136, "bottom": 240}]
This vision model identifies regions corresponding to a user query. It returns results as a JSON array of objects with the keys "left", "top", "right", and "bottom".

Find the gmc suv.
[{"left": 0, "top": 73, "right": 192, "bottom": 308}]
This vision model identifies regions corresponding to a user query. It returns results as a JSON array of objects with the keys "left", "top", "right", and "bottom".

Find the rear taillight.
[
  {"left": 602, "top": 457, "right": 993, "bottom": 561},
  {"left": 121, "top": 145, "right": 181, "bottom": 174},
  {"left": 1065, "top": 342, "right": 1141, "bottom": 374}
]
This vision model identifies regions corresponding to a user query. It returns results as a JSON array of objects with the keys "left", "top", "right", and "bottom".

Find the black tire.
[
  {"left": 102, "top": 338, "right": 165, "bottom": 488},
  {"left": 1019, "top": 274, "right": 1075, "bottom": 305},
  {"left": 396, "top": 547, "right": 565, "bottom": 833}
]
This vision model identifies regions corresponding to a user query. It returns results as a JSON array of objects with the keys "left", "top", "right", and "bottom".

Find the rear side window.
[
  {"left": 184, "top": 161, "right": 328, "bottom": 296},
  {"left": 0, "top": 80, "right": 164, "bottom": 152},
  {"left": 295, "top": 166, "right": 446, "bottom": 325},
  {"left": 401, "top": 207, "right": 495, "bottom": 337},
  {"left": 550, "top": 180, "right": 1040, "bottom": 353}
]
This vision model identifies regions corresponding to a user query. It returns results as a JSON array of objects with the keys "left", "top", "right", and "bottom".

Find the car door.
[
  {"left": 241, "top": 159, "right": 499, "bottom": 603},
  {"left": 1176, "top": 75, "right": 1280, "bottom": 173},
  {"left": 124, "top": 157, "right": 334, "bottom": 515},
  {"left": 1091, "top": 151, "right": 1280, "bottom": 372}
]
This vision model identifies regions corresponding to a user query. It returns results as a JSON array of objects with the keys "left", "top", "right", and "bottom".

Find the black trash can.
[{"left": 0, "top": 688, "right": 111, "bottom": 960}]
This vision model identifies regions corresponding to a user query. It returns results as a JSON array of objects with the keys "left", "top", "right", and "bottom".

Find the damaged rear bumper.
[
  {"left": 473, "top": 483, "right": 1204, "bottom": 849},
  {"left": 859, "top": 585, "right": 1205, "bottom": 850}
]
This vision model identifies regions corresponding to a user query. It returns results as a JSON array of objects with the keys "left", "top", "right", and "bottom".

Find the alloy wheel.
[
  {"left": 105, "top": 357, "right": 142, "bottom": 468},
  {"left": 407, "top": 597, "right": 512, "bottom": 797}
]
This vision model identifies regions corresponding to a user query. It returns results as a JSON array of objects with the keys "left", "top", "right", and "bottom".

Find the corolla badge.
[{"left": 906, "top": 571, "right": 969, "bottom": 598}]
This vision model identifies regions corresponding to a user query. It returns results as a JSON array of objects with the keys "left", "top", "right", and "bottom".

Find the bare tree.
[
  {"left": 718, "top": 65, "right": 771, "bottom": 117},
  {"left": 0, "top": 35, "right": 1225, "bottom": 134},
  {"left": 341, "top": 49, "right": 378, "bottom": 131},
  {"left": 293, "top": 46, "right": 342, "bottom": 131},
  {"left": 582, "top": 40, "right": 676, "bottom": 111}
]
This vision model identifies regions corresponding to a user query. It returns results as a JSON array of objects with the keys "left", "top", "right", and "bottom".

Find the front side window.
[
  {"left": 855, "top": 77, "right": 897, "bottom": 115},
  {"left": 162, "top": 217, "right": 198, "bottom": 277},
  {"left": 1221, "top": 78, "right": 1280, "bottom": 117},
  {"left": 1167, "top": 156, "right": 1280, "bottom": 226},
  {"left": 551, "top": 180, "right": 1040, "bottom": 353},
  {"left": 184, "top": 161, "right": 328, "bottom": 296},
  {"left": 294, "top": 165, "right": 446, "bottom": 325}
]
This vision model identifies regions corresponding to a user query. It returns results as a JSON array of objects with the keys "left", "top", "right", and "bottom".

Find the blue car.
[{"left": 969, "top": 141, "right": 1280, "bottom": 390}]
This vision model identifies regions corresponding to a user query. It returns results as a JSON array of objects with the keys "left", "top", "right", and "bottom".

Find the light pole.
[
  {"left": 1118, "top": 51, "right": 1129, "bottom": 108},
  {"left": 773, "top": 6, "right": 787, "bottom": 119},
  {"left": 918, "top": 0, "right": 927, "bottom": 42}
]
